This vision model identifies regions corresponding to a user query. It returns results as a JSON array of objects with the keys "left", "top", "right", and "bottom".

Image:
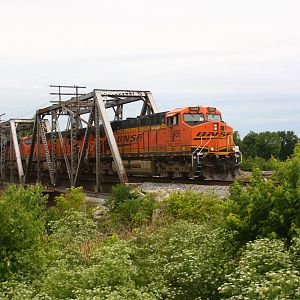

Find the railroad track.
[
  {"left": 127, "top": 176, "right": 234, "bottom": 186},
  {"left": 97, "top": 174, "right": 237, "bottom": 187}
]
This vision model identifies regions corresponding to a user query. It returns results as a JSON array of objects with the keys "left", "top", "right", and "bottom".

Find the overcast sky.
[{"left": 1, "top": 0, "right": 300, "bottom": 137}]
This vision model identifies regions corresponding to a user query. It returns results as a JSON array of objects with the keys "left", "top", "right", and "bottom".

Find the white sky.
[{"left": 0, "top": 0, "right": 300, "bottom": 137}]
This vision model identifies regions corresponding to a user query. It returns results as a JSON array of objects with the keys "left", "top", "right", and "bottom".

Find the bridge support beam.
[
  {"left": 94, "top": 90, "right": 128, "bottom": 185},
  {"left": 3, "top": 88, "right": 159, "bottom": 192}
]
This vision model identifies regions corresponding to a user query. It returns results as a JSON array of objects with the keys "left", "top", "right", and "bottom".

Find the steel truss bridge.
[{"left": 0, "top": 89, "right": 158, "bottom": 193}]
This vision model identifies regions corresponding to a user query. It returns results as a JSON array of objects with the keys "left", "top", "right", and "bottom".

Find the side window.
[{"left": 167, "top": 114, "right": 179, "bottom": 126}]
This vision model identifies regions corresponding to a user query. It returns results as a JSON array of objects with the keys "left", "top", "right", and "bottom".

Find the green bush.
[
  {"left": 0, "top": 279, "right": 37, "bottom": 299},
  {"left": 219, "top": 239, "right": 300, "bottom": 299},
  {"left": 106, "top": 184, "right": 157, "bottom": 229},
  {"left": 290, "top": 237, "right": 300, "bottom": 271},
  {"left": 240, "top": 156, "right": 280, "bottom": 171},
  {"left": 0, "top": 220, "right": 236, "bottom": 299},
  {"left": 0, "top": 185, "right": 46, "bottom": 280},
  {"left": 37, "top": 238, "right": 153, "bottom": 299},
  {"left": 227, "top": 171, "right": 281, "bottom": 242},
  {"left": 45, "top": 187, "right": 87, "bottom": 233},
  {"left": 49, "top": 210, "right": 97, "bottom": 258},
  {"left": 227, "top": 145, "right": 300, "bottom": 243},
  {"left": 2, "top": 158, "right": 300, "bottom": 299},
  {"left": 55, "top": 186, "right": 86, "bottom": 213},
  {"left": 132, "top": 221, "right": 237, "bottom": 299},
  {"left": 164, "top": 190, "right": 227, "bottom": 227}
]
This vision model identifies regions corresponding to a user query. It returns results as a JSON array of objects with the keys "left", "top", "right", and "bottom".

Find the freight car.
[{"left": 19, "top": 105, "right": 241, "bottom": 181}]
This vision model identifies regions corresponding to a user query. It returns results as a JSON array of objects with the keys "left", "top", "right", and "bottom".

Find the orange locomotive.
[{"left": 20, "top": 106, "right": 241, "bottom": 181}]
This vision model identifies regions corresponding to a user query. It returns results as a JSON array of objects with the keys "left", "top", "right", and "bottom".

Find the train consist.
[
  {"left": 17, "top": 105, "right": 240, "bottom": 182},
  {"left": 0, "top": 90, "right": 241, "bottom": 191}
]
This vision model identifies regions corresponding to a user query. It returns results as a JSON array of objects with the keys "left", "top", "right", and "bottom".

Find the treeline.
[
  {"left": 0, "top": 145, "right": 300, "bottom": 298},
  {"left": 234, "top": 130, "right": 299, "bottom": 171}
]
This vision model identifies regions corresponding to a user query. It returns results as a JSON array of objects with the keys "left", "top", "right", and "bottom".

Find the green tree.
[
  {"left": 255, "top": 131, "right": 281, "bottom": 160},
  {"left": 241, "top": 131, "right": 298, "bottom": 161},
  {"left": 240, "top": 131, "right": 258, "bottom": 158},
  {"left": 278, "top": 130, "right": 298, "bottom": 160},
  {"left": 233, "top": 131, "right": 242, "bottom": 148}
]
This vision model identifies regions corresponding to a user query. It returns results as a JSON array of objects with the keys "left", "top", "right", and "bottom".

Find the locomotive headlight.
[
  {"left": 210, "top": 147, "right": 214, "bottom": 151},
  {"left": 234, "top": 146, "right": 240, "bottom": 152},
  {"left": 213, "top": 124, "right": 218, "bottom": 131}
]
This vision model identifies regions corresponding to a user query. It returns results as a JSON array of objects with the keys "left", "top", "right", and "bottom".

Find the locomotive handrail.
[{"left": 193, "top": 137, "right": 212, "bottom": 156}]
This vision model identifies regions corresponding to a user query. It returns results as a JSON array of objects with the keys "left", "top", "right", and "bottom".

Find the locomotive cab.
[{"left": 166, "top": 106, "right": 241, "bottom": 181}]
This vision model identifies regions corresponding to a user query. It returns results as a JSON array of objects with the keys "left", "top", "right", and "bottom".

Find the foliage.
[
  {"left": 55, "top": 186, "right": 86, "bottom": 214},
  {"left": 240, "top": 155, "right": 279, "bottom": 171},
  {"left": 28, "top": 231, "right": 155, "bottom": 299},
  {"left": 278, "top": 130, "right": 299, "bottom": 161},
  {"left": 45, "top": 187, "right": 86, "bottom": 231},
  {"left": 0, "top": 214, "right": 236, "bottom": 299},
  {"left": 0, "top": 279, "right": 37, "bottom": 300},
  {"left": 0, "top": 185, "right": 46, "bottom": 281},
  {"left": 219, "top": 238, "right": 300, "bottom": 299},
  {"left": 132, "top": 221, "right": 236, "bottom": 299},
  {"left": 1, "top": 159, "right": 300, "bottom": 299},
  {"left": 163, "top": 190, "right": 227, "bottom": 227},
  {"left": 290, "top": 237, "right": 300, "bottom": 271},
  {"left": 49, "top": 209, "right": 97, "bottom": 259},
  {"left": 106, "top": 184, "right": 157, "bottom": 229},
  {"left": 226, "top": 145, "right": 300, "bottom": 242},
  {"left": 233, "top": 131, "right": 242, "bottom": 148},
  {"left": 240, "top": 131, "right": 298, "bottom": 160}
]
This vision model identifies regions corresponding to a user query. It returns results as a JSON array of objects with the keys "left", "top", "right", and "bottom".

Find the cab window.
[
  {"left": 206, "top": 114, "right": 221, "bottom": 122},
  {"left": 167, "top": 114, "right": 179, "bottom": 126},
  {"left": 24, "top": 139, "right": 32, "bottom": 145},
  {"left": 183, "top": 113, "right": 204, "bottom": 126}
]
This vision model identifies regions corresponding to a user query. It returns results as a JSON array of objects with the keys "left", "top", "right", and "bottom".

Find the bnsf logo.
[
  {"left": 196, "top": 132, "right": 232, "bottom": 137},
  {"left": 117, "top": 133, "right": 143, "bottom": 144}
]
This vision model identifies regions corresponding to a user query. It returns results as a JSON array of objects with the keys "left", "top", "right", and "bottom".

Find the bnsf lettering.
[
  {"left": 117, "top": 133, "right": 143, "bottom": 144},
  {"left": 220, "top": 132, "right": 232, "bottom": 137},
  {"left": 196, "top": 132, "right": 231, "bottom": 137}
]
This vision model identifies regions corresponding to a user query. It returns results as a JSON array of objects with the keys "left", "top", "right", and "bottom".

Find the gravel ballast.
[{"left": 138, "top": 182, "right": 230, "bottom": 198}]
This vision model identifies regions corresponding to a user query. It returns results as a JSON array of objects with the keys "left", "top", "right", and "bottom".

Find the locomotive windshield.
[
  {"left": 183, "top": 113, "right": 204, "bottom": 126},
  {"left": 206, "top": 114, "right": 221, "bottom": 122},
  {"left": 24, "top": 139, "right": 32, "bottom": 145}
]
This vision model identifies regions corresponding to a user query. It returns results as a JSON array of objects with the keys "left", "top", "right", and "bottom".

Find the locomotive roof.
[{"left": 167, "top": 106, "right": 221, "bottom": 116}]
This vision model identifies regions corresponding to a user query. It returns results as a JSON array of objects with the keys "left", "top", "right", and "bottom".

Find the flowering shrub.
[
  {"left": 131, "top": 221, "right": 237, "bottom": 299},
  {"left": 290, "top": 237, "right": 300, "bottom": 271},
  {"left": 50, "top": 209, "right": 97, "bottom": 247},
  {"left": 36, "top": 239, "right": 154, "bottom": 299},
  {"left": 46, "top": 187, "right": 86, "bottom": 229},
  {"left": 219, "top": 239, "right": 300, "bottom": 299}
]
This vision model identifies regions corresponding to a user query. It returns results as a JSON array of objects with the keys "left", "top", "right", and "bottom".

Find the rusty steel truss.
[{"left": 0, "top": 89, "right": 158, "bottom": 192}]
